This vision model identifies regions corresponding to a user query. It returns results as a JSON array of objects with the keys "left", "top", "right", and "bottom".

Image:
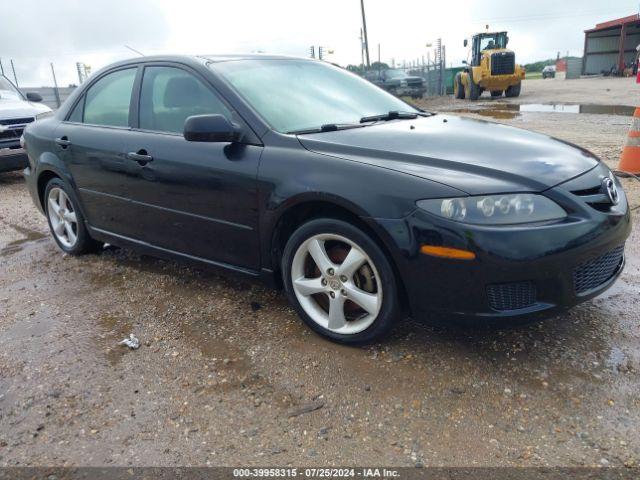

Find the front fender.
[{"left": 256, "top": 133, "right": 459, "bottom": 271}]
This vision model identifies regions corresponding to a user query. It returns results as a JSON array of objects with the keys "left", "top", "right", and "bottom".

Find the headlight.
[
  {"left": 417, "top": 194, "right": 566, "bottom": 225},
  {"left": 35, "top": 111, "right": 53, "bottom": 121}
]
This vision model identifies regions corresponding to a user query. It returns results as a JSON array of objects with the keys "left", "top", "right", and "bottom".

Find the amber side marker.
[{"left": 420, "top": 245, "right": 476, "bottom": 260}]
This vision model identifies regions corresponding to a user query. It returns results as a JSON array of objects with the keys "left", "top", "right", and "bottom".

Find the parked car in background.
[
  {"left": 0, "top": 75, "right": 52, "bottom": 173},
  {"left": 23, "top": 55, "right": 630, "bottom": 344},
  {"left": 542, "top": 65, "right": 556, "bottom": 79},
  {"left": 364, "top": 68, "right": 426, "bottom": 98}
]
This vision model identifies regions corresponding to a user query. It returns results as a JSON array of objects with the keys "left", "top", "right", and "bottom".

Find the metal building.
[{"left": 582, "top": 14, "right": 640, "bottom": 75}]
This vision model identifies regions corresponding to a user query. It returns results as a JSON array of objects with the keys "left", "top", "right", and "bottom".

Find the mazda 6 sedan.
[{"left": 23, "top": 55, "right": 631, "bottom": 344}]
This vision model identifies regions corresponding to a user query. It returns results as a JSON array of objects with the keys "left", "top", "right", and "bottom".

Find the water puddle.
[
  {"left": 97, "top": 314, "right": 135, "bottom": 366},
  {"left": 0, "top": 225, "right": 47, "bottom": 257},
  {"left": 453, "top": 103, "right": 635, "bottom": 120}
]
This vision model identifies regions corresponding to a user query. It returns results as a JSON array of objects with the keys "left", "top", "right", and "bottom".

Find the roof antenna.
[{"left": 124, "top": 45, "right": 145, "bottom": 57}]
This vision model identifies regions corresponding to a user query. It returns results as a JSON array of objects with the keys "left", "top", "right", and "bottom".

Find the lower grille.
[
  {"left": 0, "top": 128, "right": 24, "bottom": 140},
  {"left": 491, "top": 52, "right": 515, "bottom": 75},
  {"left": 573, "top": 245, "right": 624, "bottom": 294},
  {"left": 487, "top": 281, "right": 537, "bottom": 311}
]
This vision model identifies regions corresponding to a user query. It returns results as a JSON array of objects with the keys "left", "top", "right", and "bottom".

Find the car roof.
[
  {"left": 103, "top": 53, "right": 312, "bottom": 70},
  {"left": 200, "top": 54, "right": 311, "bottom": 62}
]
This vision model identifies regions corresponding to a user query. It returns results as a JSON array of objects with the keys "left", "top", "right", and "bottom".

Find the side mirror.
[
  {"left": 461, "top": 60, "right": 468, "bottom": 65},
  {"left": 463, "top": 39, "right": 468, "bottom": 47},
  {"left": 183, "top": 114, "right": 242, "bottom": 143},
  {"left": 26, "top": 92, "right": 43, "bottom": 102}
]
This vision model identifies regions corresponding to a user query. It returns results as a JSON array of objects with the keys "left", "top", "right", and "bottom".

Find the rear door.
[{"left": 55, "top": 66, "right": 141, "bottom": 237}]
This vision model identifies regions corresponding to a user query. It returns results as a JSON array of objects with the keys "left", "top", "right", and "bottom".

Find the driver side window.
[{"left": 139, "top": 66, "right": 232, "bottom": 134}]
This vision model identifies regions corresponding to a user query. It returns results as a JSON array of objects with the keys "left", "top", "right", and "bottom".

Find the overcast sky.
[{"left": 1, "top": 0, "right": 638, "bottom": 87}]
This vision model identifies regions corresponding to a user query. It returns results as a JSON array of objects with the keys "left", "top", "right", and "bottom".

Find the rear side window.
[
  {"left": 139, "top": 66, "right": 231, "bottom": 134},
  {"left": 82, "top": 68, "right": 136, "bottom": 127}
]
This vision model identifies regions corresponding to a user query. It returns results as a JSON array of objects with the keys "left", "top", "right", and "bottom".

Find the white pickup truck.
[{"left": 0, "top": 75, "right": 52, "bottom": 172}]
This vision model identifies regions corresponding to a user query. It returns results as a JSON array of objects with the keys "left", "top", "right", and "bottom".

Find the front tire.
[
  {"left": 44, "top": 178, "right": 102, "bottom": 255},
  {"left": 282, "top": 218, "right": 400, "bottom": 344}
]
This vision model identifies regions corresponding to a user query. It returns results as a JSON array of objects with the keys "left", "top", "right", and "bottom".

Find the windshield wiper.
[
  {"left": 287, "top": 123, "right": 364, "bottom": 135},
  {"left": 287, "top": 110, "right": 435, "bottom": 135},
  {"left": 360, "top": 110, "right": 432, "bottom": 123}
]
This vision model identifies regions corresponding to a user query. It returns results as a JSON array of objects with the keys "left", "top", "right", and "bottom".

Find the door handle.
[
  {"left": 126, "top": 150, "right": 153, "bottom": 165},
  {"left": 55, "top": 137, "right": 71, "bottom": 148}
]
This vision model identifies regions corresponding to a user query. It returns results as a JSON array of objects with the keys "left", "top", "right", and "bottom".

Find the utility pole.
[
  {"left": 360, "top": 0, "right": 371, "bottom": 68},
  {"left": 377, "top": 43, "right": 381, "bottom": 65},
  {"left": 442, "top": 45, "right": 447, "bottom": 95}
]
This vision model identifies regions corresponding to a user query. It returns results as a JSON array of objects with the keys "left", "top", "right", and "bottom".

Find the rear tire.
[
  {"left": 44, "top": 178, "right": 102, "bottom": 255},
  {"left": 505, "top": 82, "right": 521, "bottom": 97},
  {"left": 454, "top": 73, "right": 465, "bottom": 99},
  {"left": 282, "top": 218, "right": 400, "bottom": 345}
]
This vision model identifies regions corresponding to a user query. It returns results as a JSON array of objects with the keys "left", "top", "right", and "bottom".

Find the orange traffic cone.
[{"left": 619, "top": 107, "right": 640, "bottom": 174}]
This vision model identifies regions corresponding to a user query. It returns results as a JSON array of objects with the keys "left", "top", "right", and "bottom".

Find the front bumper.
[
  {"left": 387, "top": 85, "right": 427, "bottom": 97},
  {"left": 374, "top": 174, "right": 632, "bottom": 321},
  {"left": 0, "top": 145, "right": 28, "bottom": 173}
]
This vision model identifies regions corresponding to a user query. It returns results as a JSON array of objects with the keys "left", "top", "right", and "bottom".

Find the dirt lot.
[{"left": 0, "top": 77, "right": 639, "bottom": 468}]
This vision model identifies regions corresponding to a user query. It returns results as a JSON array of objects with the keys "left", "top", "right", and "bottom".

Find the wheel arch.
[
  {"left": 35, "top": 154, "right": 82, "bottom": 215},
  {"left": 267, "top": 197, "right": 410, "bottom": 314},
  {"left": 37, "top": 169, "right": 61, "bottom": 210}
]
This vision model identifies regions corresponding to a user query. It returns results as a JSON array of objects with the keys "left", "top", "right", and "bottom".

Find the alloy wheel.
[
  {"left": 290, "top": 233, "right": 382, "bottom": 335},
  {"left": 47, "top": 187, "right": 78, "bottom": 248}
]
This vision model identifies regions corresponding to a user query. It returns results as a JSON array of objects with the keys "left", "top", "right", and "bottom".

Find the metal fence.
[{"left": 406, "top": 65, "right": 459, "bottom": 96}]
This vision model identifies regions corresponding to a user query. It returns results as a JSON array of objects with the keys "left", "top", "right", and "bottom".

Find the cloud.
[
  {"left": 0, "top": 0, "right": 170, "bottom": 85},
  {"left": 1, "top": 0, "right": 638, "bottom": 86}
]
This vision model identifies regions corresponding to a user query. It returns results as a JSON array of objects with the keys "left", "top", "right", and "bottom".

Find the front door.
[{"left": 118, "top": 65, "right": 262, "bottom": 270}]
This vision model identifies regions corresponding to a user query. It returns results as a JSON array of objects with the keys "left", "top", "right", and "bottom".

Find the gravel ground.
[{"left": 0, "top": 77, "right": 639, "bottom": 468}]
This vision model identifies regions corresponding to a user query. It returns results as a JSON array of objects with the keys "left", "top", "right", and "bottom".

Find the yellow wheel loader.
[{"left": 454, "top": 31, "right": 525, "bottom": 100}]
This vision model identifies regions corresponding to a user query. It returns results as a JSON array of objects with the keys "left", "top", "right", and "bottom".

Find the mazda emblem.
[{"left": 603, "top": 177, "right": 619, "bottom": 205}]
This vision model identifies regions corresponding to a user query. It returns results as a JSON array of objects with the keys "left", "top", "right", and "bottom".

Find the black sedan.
[{"left": 23, "top": 55, "right": 630, "bottom": 344}]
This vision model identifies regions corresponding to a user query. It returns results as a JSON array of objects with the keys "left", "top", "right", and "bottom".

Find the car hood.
[
  {"left": 0, "top": 97, "right": 51, "bottom": 119},
  {"left": 297, "top": 115, "right": 599, "bottom": 194}
]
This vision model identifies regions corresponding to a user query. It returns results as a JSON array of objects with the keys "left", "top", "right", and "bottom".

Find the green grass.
[{"left": 525, "top": 71, "right": 543, "bottom": 80}]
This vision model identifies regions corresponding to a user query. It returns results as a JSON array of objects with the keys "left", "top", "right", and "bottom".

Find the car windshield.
[
  {"left": 0, "top": 75, "right": 22, "bottom": 100},
  {"left": 384, "top": 69, "right": 408, "bottom": 79},
  {"left": 211, "top": 59, "right": 417, "bottom": 133}
]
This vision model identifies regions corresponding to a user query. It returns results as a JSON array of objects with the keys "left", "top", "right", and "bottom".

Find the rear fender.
[{"left": 35, "top": 152, "right": 89, "bottom": 221}]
